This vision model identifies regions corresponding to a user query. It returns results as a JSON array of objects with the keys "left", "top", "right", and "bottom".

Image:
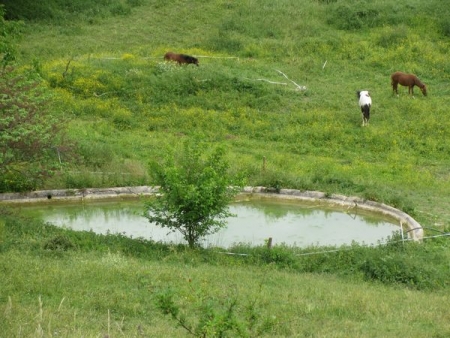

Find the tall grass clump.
[
  {"left": 237, "top": 237, "right": 450, "bottom": 291},
  {"left": 2, "top": 0, "right": 143, "bottom": 22}
]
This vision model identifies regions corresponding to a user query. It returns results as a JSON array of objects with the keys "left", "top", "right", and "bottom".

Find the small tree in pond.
[{"left": 145, "top": 139, "right": 244, "bottom": 248}]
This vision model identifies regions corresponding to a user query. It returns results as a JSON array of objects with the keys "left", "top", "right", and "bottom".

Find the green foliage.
[
  {"left": 155, "top": 286, "right": 276, "bottom": 337},
  {"left": 0, "top": 68, "right": 73, "bottom": 192},
  {"left": 145, "top": 138, "right": 245, "bottom": 248},
  {"left": 43, "top": 234, "right": 76, "bottom": 251},
  {"left": 0, "top": 5, "right": 24, "bottom": 68},
  {"left": 326, "top": 4, "right": 380, "bottom": 31},
  {"left": 229, "top": 237, "right": 450, "bottom": 291}
]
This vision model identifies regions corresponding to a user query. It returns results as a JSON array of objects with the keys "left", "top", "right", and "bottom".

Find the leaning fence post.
[
  {"left": 400, "top": 221, "right": 405, "bottom": 245},
  {"left": 267, "top": 237, "right": 273, "bottom": 249}
]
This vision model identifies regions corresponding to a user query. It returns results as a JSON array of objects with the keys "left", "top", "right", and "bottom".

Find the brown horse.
[
  {"left": 164, "top": 52, "right": 199, "bottom": 66},
  {"left": 391, "top": 71, "right": 427, "bottom": 96}
]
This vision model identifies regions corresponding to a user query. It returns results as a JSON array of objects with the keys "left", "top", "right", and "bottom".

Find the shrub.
[
  {"left": 43, "top": 235, "right": 76, "bottom": 251},
  {"left": 0, "top": 68, "right": 72, "bottom": 192},
  {"left": 145, "top": 138, "right": 245, "bottom": 248},
  {"left": 439, "top": 18, "right": 450, "bottom": 37},
  {"left": 155, "top": 286, "right": 278, "bottom": 337},
  {"left": 326, "top": 5, "right": 380, "bottom": 30},
  {"left": 112, "top": 107, "right": 134, "bottom": 130}
]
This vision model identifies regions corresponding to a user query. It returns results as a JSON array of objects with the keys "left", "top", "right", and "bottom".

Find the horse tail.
[{"left": 362, "top": 104, "right": 370, "bottom": 115}]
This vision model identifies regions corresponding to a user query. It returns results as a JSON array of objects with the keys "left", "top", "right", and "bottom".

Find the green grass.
[
  {"left": 2, "top": 0, "right": 450, "bottom": 336},
  {"left": 2, "top": 250, "right": 450, "bottom": 337}
]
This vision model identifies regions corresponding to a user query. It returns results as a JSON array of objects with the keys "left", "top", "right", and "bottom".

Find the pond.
[{"left": 17, "top": 195, "right": 400, "bottom": 248}]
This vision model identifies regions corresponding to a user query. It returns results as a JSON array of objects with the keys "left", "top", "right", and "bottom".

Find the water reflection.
[{"left": 18, "top": 197, "right": 400, "bottom": 248}]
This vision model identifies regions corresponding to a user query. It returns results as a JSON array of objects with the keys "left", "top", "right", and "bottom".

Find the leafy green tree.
[
  {"left": 145, "top": 139, "right": 244, "bottom": 248},
  {"left": 0, "top": 67, "right": 70, "bottom": 192}
]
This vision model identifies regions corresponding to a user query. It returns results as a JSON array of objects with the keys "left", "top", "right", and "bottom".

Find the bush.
[
  {"left": 145, "top": 138, "right": 245, "bottom": 248},
  {"left": 0, "top": 164, "right": 40, "bottom": 192},
  {"left": 359, "top": 254, "right": 424, "bottom": 286},
  {"left": 326, "top": 4, "right": 380, "bottom": 30},
  {"left": 440, "top": 18, "right": 450, "bottom": 37},
  {"left": 0, "top": 68, "right": 72, "bottom": 192},
  {"left": 112, "top": 107, "right": 134, "bottom": 130},
  {"left": 155, "top": 286, "right": 278, "bottom": 337},
  {"left": 44, "top": 235, "right": 76, "bottom": 251}
]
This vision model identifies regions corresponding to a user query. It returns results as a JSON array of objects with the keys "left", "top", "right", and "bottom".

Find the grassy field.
[{"left": 1, "top": 0, "right": 450, "bottom": 336}]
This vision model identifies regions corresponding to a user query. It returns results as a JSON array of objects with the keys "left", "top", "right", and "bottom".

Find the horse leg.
[
  {"left": 361, "top": 106, "right": 370, "bottom": 126},
  {"left": 409, "top": 85, "right": 414, "bottom": 96},
  {"left": 392, "top": 82, "right": 398, "bottom": 96}
]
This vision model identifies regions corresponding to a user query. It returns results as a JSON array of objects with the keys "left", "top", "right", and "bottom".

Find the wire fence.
[{"left": 218, "top": 228, "right": 450, "bottom": 257}]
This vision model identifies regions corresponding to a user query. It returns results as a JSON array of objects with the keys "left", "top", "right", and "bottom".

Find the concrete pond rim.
[{"left": 0, "top": 185, "right": 424, "bottom": 242}]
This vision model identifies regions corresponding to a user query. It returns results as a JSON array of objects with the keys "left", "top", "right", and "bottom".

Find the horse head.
[
  {"left": 420, "top": 85, "right": 427, "bottom": 96},
  {"left": 185, "top": 55, "right": 199, "bottom": 66}
]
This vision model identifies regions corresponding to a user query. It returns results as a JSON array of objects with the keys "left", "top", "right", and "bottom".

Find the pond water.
[{"left": 18, "top": 197, "right": 400, "bottom": 248}]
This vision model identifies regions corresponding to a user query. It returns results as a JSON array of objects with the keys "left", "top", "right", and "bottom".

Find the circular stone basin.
[{"left": 17, "top": 196, "right": 400, "bottom": 248}]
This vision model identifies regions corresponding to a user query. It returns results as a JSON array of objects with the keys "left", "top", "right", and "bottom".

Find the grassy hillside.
[{"left": 1, "top": 0, "right": 450, "bottom": 336}]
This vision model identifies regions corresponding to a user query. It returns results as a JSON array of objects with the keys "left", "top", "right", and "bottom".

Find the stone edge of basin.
[{"left": 0, "top": 185, "right": 424, "bottom": 241}]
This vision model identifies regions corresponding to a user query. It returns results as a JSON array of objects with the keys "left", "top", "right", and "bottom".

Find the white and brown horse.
[
  {"left": 357, "top": 90, "right": 372, "bottom": 127},
  {"left": 391, "top": 71, "right": 427, "bottom": 96}
]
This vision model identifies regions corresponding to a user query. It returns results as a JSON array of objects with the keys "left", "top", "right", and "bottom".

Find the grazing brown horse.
[
  {"left": 164, "top": 52, "right": 199, "bottom": 66},
  {"left": 391, "top": 71, "right": 427, "bottom": 96}
]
